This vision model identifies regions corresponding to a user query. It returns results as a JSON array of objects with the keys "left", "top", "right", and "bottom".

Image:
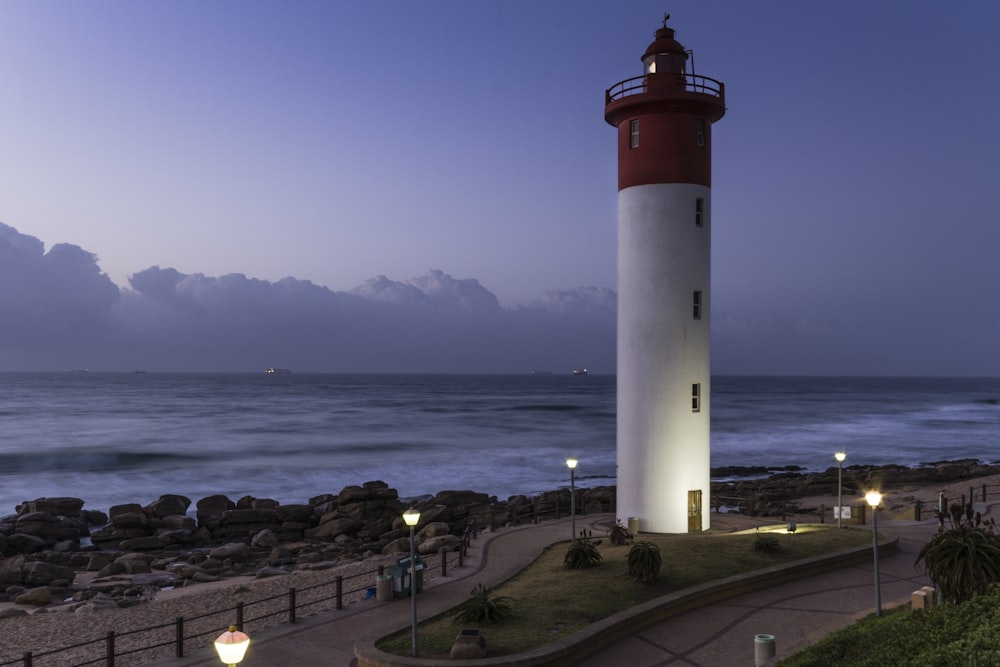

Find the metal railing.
[
  {"left": 605, "top": 73, "right": 724, "bottom": 105},
  {"left": 715, "top": 484, "right": 1000, "bottom": 527},
  {"left": 0, "top": 539, "right": 474, "bottom": 667}
]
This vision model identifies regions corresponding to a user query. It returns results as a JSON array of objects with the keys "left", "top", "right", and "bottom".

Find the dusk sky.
[{"left": 1, "top": 1, "right": 998, "bottom": 376}]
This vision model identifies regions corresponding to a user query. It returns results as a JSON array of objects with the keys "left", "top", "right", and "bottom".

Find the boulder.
[
  {"left": 209, "top": 543, "right": 250, "bottom": 561},
  {"left": 305, "top": 517, "right": 360, "bottom": 540},
  {"left": 22, "top": 562, "right": 75, "bottom": 586},
  {"left": 144, "top": 495, "right": 191, "bottom": 518},
  {"left": 15, "top": 586, "right": 51, "bottom": 606},
  {"left": 418, "top": 535, "right": 461, "bottom": 555},
  {"left": 17, "top": 498, "right": 84, "bottom": 518}
]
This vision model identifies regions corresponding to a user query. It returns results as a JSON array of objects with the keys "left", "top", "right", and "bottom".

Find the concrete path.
[{"left": 149, "top": 512, "right": 943, "bottom": 667}]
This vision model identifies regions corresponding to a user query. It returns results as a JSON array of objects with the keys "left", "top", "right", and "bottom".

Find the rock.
[
  {"left": 306, "top": 517, "right": 360, "bottom": 540},
  {"left": 209, "top": 543, "right": 250, "bottom": 561},
  {"left": 144, "top": 494, "right": 191, "bottom": 518},
  {"left": 119, "top": 536, "right": 167, "bottom": 551},
  {"left": 15, "top": 586, "right": 52, "bottom": 606},
  {"left": 418, "top": 535, "right": 461, "bottom": 555},
  {"left": 252, "top": 529, "right": 279, "bottom": 549},
  {"left": 86, "top": 554, "right": 112, "bottom": 571},
  {"left": 0, "top": 607, "right": 28, "bottom": 618},
  {"left": 451, "top": 629, "right": 488, "bottom": 659},
  {"left": 418, "top": 522, "right": 451, "bottom": 539},
  {"left": 131, "top": 573, "right": 181, "bottom": 588},
  {"left": 22, "top": 562, "right": 75, "bottom": 586},
  {"left": 17, "top": 498, "right": 85, "bottom": 518},
  {"left": 191, "top": 571, "right": 220, "bottom": 583}
]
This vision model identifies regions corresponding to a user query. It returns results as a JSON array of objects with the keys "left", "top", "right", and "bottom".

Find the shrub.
[
  {"left": 753, "top": 535, "right": 782, "bottom": 554},
  {"left": 453, "top": 583, "right": 514, "bottom": 625},
  {"left": 916, "top": 503, "right": 1000, "bottom": 605},
  {"left": 607, "top": 519, "right": 633, "bottom": 546},
  {"left": 626, "top": 541, "right": 662, "bottom": 584},
  {"left": 564, "top": 538, "right": 603, "bottom": 569}
]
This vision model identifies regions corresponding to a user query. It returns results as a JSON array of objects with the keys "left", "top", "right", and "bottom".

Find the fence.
[
  {"left": 716, "top": 484, "right": 1000, "bottom": 527},
  {"left": 0, "top": 536, "right": 476, "bottom": 667},
  {"left": 0, "top": 492, "right": 613, "bottom": 667}
]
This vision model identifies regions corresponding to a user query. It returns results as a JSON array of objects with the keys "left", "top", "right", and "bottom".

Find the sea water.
[{"left": 0, "top": 373, "right": 998, "bottom": 514}]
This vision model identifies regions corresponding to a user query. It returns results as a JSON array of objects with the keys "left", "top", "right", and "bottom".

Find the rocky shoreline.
[{"left": 1, "top": 459, "right": 997, "bottom": 619}]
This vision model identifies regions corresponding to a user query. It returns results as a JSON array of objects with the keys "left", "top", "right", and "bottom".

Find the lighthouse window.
[
  {"left": 629, "top": 119, "right": 639, "bottom": 148},
  {"left": 696, "top": 118, "right": 706, "bottom": 147},
  {"left": 693, "top": 291, "right": 702, "bottom": 319},
  {"left": 692, "top": 383, "right": 701, "bottom": 412},
  {"left": 695, "top": 198, "right": 704, "bottom": 227}
]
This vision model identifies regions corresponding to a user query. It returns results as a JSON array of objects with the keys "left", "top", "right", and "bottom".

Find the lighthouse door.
[{"left": 688, "top": 490, "right": 702, "bottom": 533}]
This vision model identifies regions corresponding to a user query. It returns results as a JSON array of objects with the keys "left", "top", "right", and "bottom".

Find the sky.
[{"left": 1, "top": 1, "right": 998, "bottom": 375}]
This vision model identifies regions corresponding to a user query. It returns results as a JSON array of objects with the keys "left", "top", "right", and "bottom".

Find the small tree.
[
  {"left": 916, "top": 503, "right": 1000, "bottom": 604},
  {"left": 627, "top": 541, "right": 663, "bottom": 584}
]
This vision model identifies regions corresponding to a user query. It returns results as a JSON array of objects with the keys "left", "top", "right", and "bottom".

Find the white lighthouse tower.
[{"left": 605, "top": 17, "right": 725, "bottom": 533}]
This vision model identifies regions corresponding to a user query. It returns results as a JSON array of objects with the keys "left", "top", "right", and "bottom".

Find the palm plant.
[
  {"left": 916, "top": 503, "right": 1000, "bottom": 604},
  {"left": 607, "top": 518, "right": 633, "bottom": 546},
  {"left": 453, "top": 583, "right": 514, "bottom": 625},
  {"left": 564, "top": 538, "right": 603, "bottom": 569},
  {"left": 627, "top": 541, "right": 663, "bottom": 584}
]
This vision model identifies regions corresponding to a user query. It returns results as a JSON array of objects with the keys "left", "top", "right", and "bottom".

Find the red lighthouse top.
[{"left": 605, "top": 17, "right": 725, "bottom": 190}]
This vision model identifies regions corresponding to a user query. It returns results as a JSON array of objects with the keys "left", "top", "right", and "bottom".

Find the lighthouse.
[{"left": 605, "top": 17, "right": 725, "bottom": 533}]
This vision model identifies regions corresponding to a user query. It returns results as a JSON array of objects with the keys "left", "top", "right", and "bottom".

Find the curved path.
[{"left": 149, "top": 512, "right": 943, "bottom": 667}]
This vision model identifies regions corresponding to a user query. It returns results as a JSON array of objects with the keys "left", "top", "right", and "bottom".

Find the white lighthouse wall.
[{"left": 617, "top": 182, "right": 711, "bottom": 533}]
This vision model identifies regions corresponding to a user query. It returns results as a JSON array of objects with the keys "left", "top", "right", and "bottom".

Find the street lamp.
[
  {"left": 865, "top": 490, "right": 882, "bottom": 616},
  {"left": 214, "top": 626, "right": 250, "bottom": 667},
  {"left": 566, "top": 458, "right": 578, "bottom": 541},
  {"left": 834, "top": 451, "right": 846, "bottom": 528},
  {"left": 402, "top": 507, "right": 421, "bottom": 657}
]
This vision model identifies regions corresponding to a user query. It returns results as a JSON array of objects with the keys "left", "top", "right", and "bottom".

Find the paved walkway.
[{"left": 149, "top": 511, "right": 944, "bottom": 667}]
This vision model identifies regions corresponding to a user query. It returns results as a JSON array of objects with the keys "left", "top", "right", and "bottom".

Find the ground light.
[
  {"left": 835, "top": 451, "right": 847, "bottom": 528},
  {"left": 865, "top": 490, "right": 883, "bottom": 616},
  {"left": 214, "top": 626, "right": 250, "bottom": 666},
  {"left": 566, "top": 458, "right": 578, "bottom": 541},
  {"left": 402, "top": 507, "right": 421, "bottom": 657}
]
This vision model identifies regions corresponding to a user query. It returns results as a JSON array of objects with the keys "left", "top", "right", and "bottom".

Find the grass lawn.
[{"left": 376, "top": 523, "right": 872, "bottom": 658}]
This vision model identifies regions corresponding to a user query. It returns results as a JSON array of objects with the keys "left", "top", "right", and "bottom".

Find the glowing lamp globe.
[
  {"left": 865, "top": 491, "right": 882, "bottom": 508},
  {"left": 834, "top": 451, "right": 846, "bottom": 463},
  {"left": 402, "top": 508, "right": 421, "bottom": 527},
  {"left": 214, "top": 626, "right": 250, "bottom": 665},
  {"left": 566, "top": 458, "right": 578, "bottom": 470}
]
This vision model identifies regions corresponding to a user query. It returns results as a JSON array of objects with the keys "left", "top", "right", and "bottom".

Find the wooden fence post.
[
  {"left": 106, "top": 631, "right": 115, "bottom": 667},
  {"left": 175, "top": 617, "right": 184, "bottom": 657},
  {"left": 336, "top": 575, "right": 343, "bottom": 610},
  {"left": 236, "top": 601, "right": 244, "bottom": 631},
  {"left": 289, "top": 588, "right": 297, "bottom": 624},
  {"left": 440, "top": 547, "right": 448, "bottom": 576}
]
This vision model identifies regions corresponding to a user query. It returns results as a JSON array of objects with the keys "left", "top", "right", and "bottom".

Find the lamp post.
[
  {"left": 214, "top": 626, "right": 250, "bottom": 667},
  {"left": 865, "top": 490, "right": 882, "bottom": 616},
  {"left": 835, "top": 451, "right": 846, "bottom": 528},
  {"left": 402, "top": 507, "right": 421, "bottom": 657},
  {"left": 566, "top": 458, "right": 578, "bottom": 541}
]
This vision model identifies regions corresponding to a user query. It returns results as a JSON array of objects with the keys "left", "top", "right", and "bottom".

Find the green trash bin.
[{"left": 388, "top": 556, "right": 425, "bottom": 598}]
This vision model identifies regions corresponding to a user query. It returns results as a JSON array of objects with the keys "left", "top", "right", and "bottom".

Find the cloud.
[{"left": 0, "top": 223, "right": 615, "bottom": 373}]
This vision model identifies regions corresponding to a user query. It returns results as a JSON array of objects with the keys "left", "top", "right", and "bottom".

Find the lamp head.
[
  {"left": 834, "top": 451, "right": 846, "bottom": 463},
  {"left": 402, "top": 508, "right": 421, "bottom": 527},
  {"left": 214, "top": 625, "right": 250, "bottom": 665},
  {"left": 865, "top": 490, "right": 882, "bottom": 508},
  {"left": 566, "top": 458, "right": 578, "bottom": 470}
]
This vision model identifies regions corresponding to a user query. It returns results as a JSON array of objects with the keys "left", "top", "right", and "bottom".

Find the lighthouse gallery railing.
[{"left": 605, "top": 73, "right": 725, "bottom": 105}]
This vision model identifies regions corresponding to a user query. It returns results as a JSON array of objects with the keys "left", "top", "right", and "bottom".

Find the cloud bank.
[{"left": 0, "top": 223, "right": 615, "bottom": 374}]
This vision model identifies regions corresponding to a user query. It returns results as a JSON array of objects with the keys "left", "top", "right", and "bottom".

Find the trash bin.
[
  {"left": 627, "top": 517, "right": 640, "bottom": 536},
  {"left": 387, "top": 556, "right": 425, "bottom": 598},
  {"left": 754, "top": 633, "right": 776, "bottom": 666},
  {"left": 375, "top": 574, "right": 392, "bottom": 601}
]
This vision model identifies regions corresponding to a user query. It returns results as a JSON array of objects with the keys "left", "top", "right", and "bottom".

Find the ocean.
[{"left": 0, "top": 373, "right": 998, "bottom": 515}]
